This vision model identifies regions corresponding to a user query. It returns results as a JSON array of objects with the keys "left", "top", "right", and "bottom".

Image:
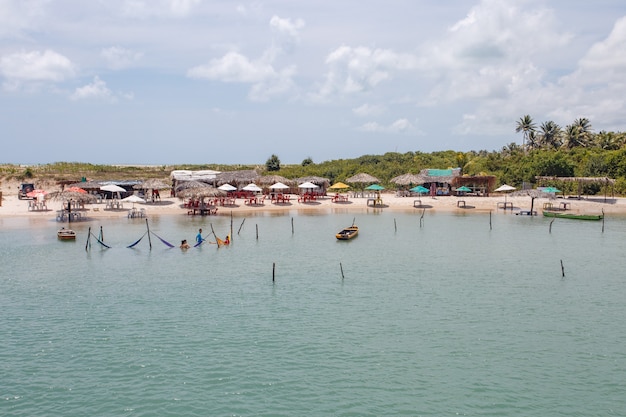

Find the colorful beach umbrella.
[
  {"left": 365, "top": 184, "right": 385, "bottom": 191},
  {"left": 409, "top": 185, "right": 429, "bottom": 194},
  {"left": 328, "top": 182, "right": 350, "bottom": 190}
]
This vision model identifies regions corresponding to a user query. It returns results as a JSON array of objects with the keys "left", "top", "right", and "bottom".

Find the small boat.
[
  {"left": 542, "top": 210, "right": 603, "bottom": 220},
  {"left": 57, "top": 228, "right": 76, "bottom": 240},
  {"left": 336, "top": 225, "right": 359, "bottom": 240}
]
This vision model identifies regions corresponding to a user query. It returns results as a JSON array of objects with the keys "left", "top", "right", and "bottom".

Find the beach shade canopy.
[
  {"left": 218, "top": 183, "right": 237, "bottom": 191},
  {"left": 542, "top": 186, "right": 561, "bottom": 193},
  {"left": 298, "top": 181, "right": 319, "bottom": 189},
  {"left": 175, "top": 180, "right": 210, "bottom": 192},
  {"left": 494, "top": 184, "right": 516, "bottom": 192},
  {"left": 26, "top": 189, "right": 48, "bottom": 198},
  {"left": 269, "top": 182, "right": 290, "bottom": 190},
  {"left": 242, "top": 183, "right": 262, "bottom": 192},
  {"left": 67, "top": 180, "right": 102, "bottom": 190},
  {"left": 328, "top": 182, "right": 350, "bottom": 190},
  {"left": 134, "top": 179, "right": 170, "bottom": 190},
  {"left": 122, "top": 194, "right": 146, "bottom": 207},
  {"left": 365, "top": 184, "right": 385, "bottom": 191},
  {"left": 456, "top": 186, "right": 472, "bottom": 192},
  {"left": 259, "top": 175, "right": 293, "bottom": 185},
  {"left": 346, "top": 173, "right": 380, "bottom": 184},
  {"left": 46, "top": 190, "right": 96, "bottom": 203},
  {"left": 178, "top": 186, "right": 225, "bottom": 199},
  {"left": 390, "top": 173, "right": 420, "bottom": 186},
  {"left": 410, "top": 185, "right": 429, "bottom": 194},
  {"left": 100, "top": 184, "right": 126, "bottom": 193}
]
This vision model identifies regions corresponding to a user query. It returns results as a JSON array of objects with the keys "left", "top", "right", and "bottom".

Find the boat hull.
[
  {"left": 57, "top": 229, "right": 76, "bottom": 240},
  {"left": 336, "top": 226, "right": 358, "bottom": 240},
  {"left": 542, "top": 211, "right": 603, "bottom": 220}
]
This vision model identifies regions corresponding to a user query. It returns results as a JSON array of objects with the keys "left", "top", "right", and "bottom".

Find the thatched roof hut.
[
  {"left": 416, "top": 168, "right": 461, "bottom": 184},
  {"left": 258, "top": 175, "right": 295, "bottom": 185},
  {"left": 216, "top": 170, "right": 260, "bottom": 187},
  {"left": 535, "top": 175, "right": 616, "bottom": 200},
  {"left": 296, "top": 176, "right": 330, "bottom": 187},
  {"left": 453, "top": 174, "right": 497, "bottom": 195}
]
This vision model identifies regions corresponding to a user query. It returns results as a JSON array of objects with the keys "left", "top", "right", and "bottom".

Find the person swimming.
[{"left": 180, "top": 239, "right": 190, "bottom": 249}]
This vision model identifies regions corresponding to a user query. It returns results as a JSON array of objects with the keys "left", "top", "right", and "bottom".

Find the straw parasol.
[
  {"left": 390, "top": 173, "right": 420, "bottom": 186},
  {"left": 46, "top": 190, "right": 97, "bottom": 203},
  {"left": 175, "top": 180, "right": 211, "bottom": 192},
  {"left": 346, "top": 173, "right": 380, "bottom": 184},
  {"left": 177, "top": 186, "right": 225, "bottom": 199}
]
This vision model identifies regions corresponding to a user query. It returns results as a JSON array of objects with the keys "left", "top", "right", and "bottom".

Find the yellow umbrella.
[{"left": 328, "top": 182, "right": 350, "bottom": 190}]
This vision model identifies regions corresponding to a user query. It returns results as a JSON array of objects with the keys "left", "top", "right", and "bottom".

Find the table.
[
  {"left": 497, "top": 201, "right": 513, "bottom": 209},
  {"left": 457, "top": 200, "right": 466, "bottom": 208},
  {"left": 331, "top": 194, "right": 349, "bottom": 203},
  {"left": 367, "top": 197, "right": 383, "bottom": 207}
]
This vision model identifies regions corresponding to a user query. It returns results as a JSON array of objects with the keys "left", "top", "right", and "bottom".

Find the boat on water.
[
  {"left": 542, "top": 210, "right": 603, "bottom": 220},
  {"left": 57, "top": 228, "right": 77, "bottom": 240},
  {"left": 336, "top": 225, "right": 359, "bottom": 240}
]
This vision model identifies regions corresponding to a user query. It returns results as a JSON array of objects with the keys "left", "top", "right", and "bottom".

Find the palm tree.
[
  {"left": 515, "top": 115, "right": 537, "bottom": 151},
  {"left": 574, "top": 117, "right": 592, "bottom": 147},
  {"left": 538, "top": 120, "right": 562, "bottom": 149},
  {"left": 562, "top": 124, "right": 584, "bottom": 149}
]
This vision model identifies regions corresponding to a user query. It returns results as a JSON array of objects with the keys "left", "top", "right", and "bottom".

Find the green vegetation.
[{"left": 2, "top": 116, "right": 625, "bottom": 196}]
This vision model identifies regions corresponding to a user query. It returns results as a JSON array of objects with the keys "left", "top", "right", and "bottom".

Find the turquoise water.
[{"left": 1, "top": 210, "right": 625, "bottom": 416}]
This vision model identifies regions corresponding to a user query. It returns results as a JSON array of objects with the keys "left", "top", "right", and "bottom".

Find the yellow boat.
[{"left": 336, "top": 225, "right": 358, "bottom": 240}]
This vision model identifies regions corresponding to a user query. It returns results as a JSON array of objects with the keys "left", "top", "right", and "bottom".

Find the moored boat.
[
  {"left": 336, "top": 225, "right": 358, "bottom": 240},
  {"left": 57, "top": 228, "right": 76, "bottom": 240},
  {"left": 542, "top": 210, "right": 603, "bottom": 220}
]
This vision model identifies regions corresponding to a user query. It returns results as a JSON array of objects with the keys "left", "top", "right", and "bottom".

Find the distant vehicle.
[{"left": 18, "top": 183, "right": 35, "bottom": 200}]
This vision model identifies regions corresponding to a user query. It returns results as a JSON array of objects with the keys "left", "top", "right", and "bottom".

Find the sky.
[{"left": 2, "top": 0, "right": 626, "bottom": 165}]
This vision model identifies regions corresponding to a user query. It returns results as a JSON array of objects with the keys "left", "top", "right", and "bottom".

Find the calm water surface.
[{"left": 1, "top": 209, "right": 625, "bottom": 416}]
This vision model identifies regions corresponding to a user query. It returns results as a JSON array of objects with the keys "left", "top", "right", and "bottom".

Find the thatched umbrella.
[
  {"left": 46, "top": 190, "right": 98, "bottom": 203},
  {"left": 346, "top": 173, "right": 380, "bottom": 184},
  {"left": 177, "top": 186, "right": 226, "bottom": 199},
  {"left": 175, "top": 180, "right": 211, "bottom": 192},
  {"left": 390, "top": 173, "right": 420, "bottom": 186}
]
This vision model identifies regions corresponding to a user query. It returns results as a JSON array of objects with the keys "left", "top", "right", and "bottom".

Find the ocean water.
[{"left": 1, "top": 209, "right": 625, "bottom": 416}]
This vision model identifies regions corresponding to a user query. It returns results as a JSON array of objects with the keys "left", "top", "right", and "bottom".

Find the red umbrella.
[
  {"left": 26, "top": 189, "right": 48, "bottom": 198},
  {"left": 66, "top": 186, "right": 87, "bottom": 194}
]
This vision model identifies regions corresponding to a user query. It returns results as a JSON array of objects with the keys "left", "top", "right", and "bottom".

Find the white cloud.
[
  {"left": 101, "top": 46, "right": 143, "bottom": 70},
  {"left": 359, "top": 118, "right": 413, "bottom": 133},
  {"left": 187, "top": 51, "right": 276, "bottom": 83},
  {"left": 270, "top": 15, "right": 305, "bottom": 40},
  {"left": 352, "top": 103, "right": 385, "bottom": 117},
  {"left": 71, "top": 76, "right": 114, "bottom": 101},
  {"left": 315, "top": 46, "right": 417, "bottom": 99},
  {"left": 121, "top": 0, "right": 200, "bottom": 18},
  {"left": 0, "top": 49, "right": 75, "bottom": 83}
]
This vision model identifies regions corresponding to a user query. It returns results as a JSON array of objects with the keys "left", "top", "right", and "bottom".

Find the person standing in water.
[{"left": 196, "top": 228, "right": 203, "bottom": 245}]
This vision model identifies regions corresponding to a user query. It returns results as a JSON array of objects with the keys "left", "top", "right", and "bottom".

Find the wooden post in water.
[
  {"left": 256, "top": 224, "right": 259, "bottom": 240},
  {"left": 394, "top": 218, "right": 397, "bottom": 232},
  {"left": 85, "top": 226, "right": 91, "bottom": 251},
  {"left": 99, "top": 226, "right": 104, "bottom": 242},
  {"left": 602, "top": 209, "right": 605, "bottom": 233},
  {"left": 549, "top": 218, "right": 555, "bottom": 233},
  {"left": 291, "top": 217, "right": 294, "bottom": 234},
  {"left": 560, "top": 259, "right": 565, "bottom": 277},
  {"left": 238, "top": 218, "right": 246, "bottom": 235},
  {"left": 145, "top": 218, "right": 152, "bottom": 249},
  {"left": 230, "top": 211, "right": 234, "bottom": 242},
  {"left": 420, "top": 208, "right": 425, "bottom": 227},
  {"left": 272, "top": 262, "right": 275, "bottom": 282},
  {"left": 489, "top": 210, "right": 492, "bottom": 230},
  {"left": 340, "top": 262, "right": 345, "bottom": 279}
]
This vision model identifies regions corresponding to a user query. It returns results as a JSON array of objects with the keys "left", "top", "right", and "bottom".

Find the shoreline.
[{"left": 2, "top": 186, "right": 625, "bottom": 224}]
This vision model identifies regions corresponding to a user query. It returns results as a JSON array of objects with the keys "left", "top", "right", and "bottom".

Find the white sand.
[{"left": 2, "top": 178, "right": 623, "bottom": 222}]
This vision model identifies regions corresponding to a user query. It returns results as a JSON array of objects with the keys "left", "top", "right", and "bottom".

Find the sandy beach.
[{"left": 2, "top": 178, "right": 625, "bottom": 222}]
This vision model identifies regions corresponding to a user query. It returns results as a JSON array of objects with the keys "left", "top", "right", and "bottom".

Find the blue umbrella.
[
  {"left": 365, "top": 184, "right": 385, "bottom": 191},
  {"left": 409, "top": 185, "right": 429, "bottom": 194}
]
